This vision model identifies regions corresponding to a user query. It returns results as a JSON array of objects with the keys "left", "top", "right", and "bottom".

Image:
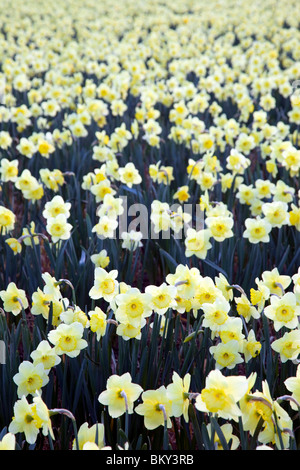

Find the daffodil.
[
  {"left": 135, "top": 386, "right": 173, "bottom": 430},
  {"left": 46, "top": 214, "right": 72, "bottom": 243},
  {"left": 173, "top": 185, "right": 190, "bottom": 203},
  {"left": 0, "top": 282, "right": 28, "bottom": 315},
  {"left": 145, "top": 283, "right": 177, "bottom": 315},
  {"left": 21, "top": 221, "right": 40, "bottom": 246},
  {"left": 0, "top": 206, "right": 15, "bottom": 234},
  {"left": 284, "top": 364, "right": 300, "bottom": 410},
  {"left": 260, "top": 268, "right": 291, "bottom": 296},
  {"left": 0, "top": 158, "right": 18, "bottom": 182},
  {"left": 205, "top": 215, "right": 234, "bottom": 242},
  {"left": 201, "top": 297, "right": 231, "bottom": 332},
  {"left": 0, "top": 433, "right": 16, "bottom": 450},
  {"left": 121, "top": 230, "right": 143, "bottom": 251},
  {"left": 119, "top": 162, "right": 142, "bottom": 188},
  {"left": 40, "top": 168, "right": 64, "bottom": 192},
  {"left": 150, "top": 200, "right": 171, "bottom": 233},
  {"left": 92, "top": 215, "right": 118, "bottom": 239},
  {"left": 243, "top": 217, "right": 272, "bottom": 244},
  {"left": 60, "top": 306, "right": 89, "bottom": 328},
  {"left": 9, "top": 394, "right": 54, "bottom": 445},
  {"left": 8, "top": 396, "right": 41, "bottom": 445},
  {"left": 91, "top": 249, "right": 110, "bottom": 269},
  {"left": 13, "top": 361, "right": 49, "bottom": 398},
  {"left": 206, "top": 423, "right": 240, "bottom": 450},
  {"left": 184, "top": 227, "right": 212, "bottom": 259},
  {"left": 90, "top": 179, "right": 116, "bottom": 203},
  {"left": 292, "top": 268, "right": 300, "bottom": 303},
  {"left": 218, "top": 317, "right": 245, "bottom": 346},
  {"left": 48, "top": 321, "right": 88, "bottom": 358},
  {"left": 226, "top": 148, "right": 250, "bottom": 175},
  {"left": 261, "top": 201, "right": 289, "bottom": 228},
  {"left": 97, "top": 194, "right": 124, "bottom": 219},
  {"left": 166, "top": 372, "right": 191, "bottom": 422},
  {"left": 116, "top": 321, "right": 143, "bottom": 341},
  {"left": 195, "top": 369, "right": 248, "bottom": 421},
  {"left": 31, "top": 287, "right": 54, "bottom": 320},
  {"left": 5, "top": 237, "right": 22, "bottom": 255},
  {"left": 271, "top": 329, "right": 300, "bottom": 363},
  {"left": 209, "top": 340, "right": 244, "bottom": 370},
  {"left": 157, "top": 165, "right": 174, "bottom": 185},
  {"left": 73, "top": 422, "right": 105, "bottom": 450},
  {"left": 250, "top": 281, "right": 270, "bottom": 312},
  {"left": 192, "top": 277, "right": 224, "bottom": 312},
  {"left": 166, "top": 264, "right": 201, "bottom": 300},
  {"left": 98, "top": 372, "right": 143, "bottom": 418},
  {"left": 264, "top": 292, "right": 300, "bottom": 331},
  {"left": 0, "top": 131, "right": 12, "bottom": 149},
  {"left": 235, "top": 294, "right": 260, "bottom": 322},
  {"left": 88, "top": 307, "right": 108, "bottom": 340},
  {"left": 114, "top": 287, "right": 152, "bottom": 329},
  {"left": 42, "top": 195, "right": 71, "bottom": 219},
  {"left": 89, "top": 267, "right": 119, "bottom": 302},
  {"left": 240, "top": 380, "right": 292, "bottom": 448},
  {"left": 289, "top": 204, "right": 300, "bottom": 231},
  {"left": 30, "top": 340, "right": 61, "bottom": 371},
  {"left": 243, "top": 330, "right": 262, "bottom": 363},
  {"left": 214, "top": 274, "right": 233, "bottom": 302}
]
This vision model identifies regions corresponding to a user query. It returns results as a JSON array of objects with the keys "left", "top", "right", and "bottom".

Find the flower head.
[
  {"left": 73, "top": 422, "right": 105, "bottom": 450},
  {"left": 185, "top": 227, "right": 212, "bottom": 259},
  {"left": 166, "top": 372, "right": 191, "bottom": 422},
  {"left": 0, "top": 282, "right": 28, "bottom": 316},
  {"left": 135, "top": 386, "right": 172, "bottom": 430},
  {"left": 195, "top": 369, "right": 248, "bottom": 421},
  {"left": 9, "top": 394, "right": 53, "bottom": 445},
  {"left": 46, "top": 214, "right": 72, "bottom": 243},
  {"left": 48, "top": 321, "right": 87, "bottom": 358},
  {"left": 243, "top": 217, "right": 272, "bottom": 244},
  {"left": 88, "top": 307, "right": 108, "bottom": 340},
  {"left": 0, "top": 433, "right": 16, "bottom": 450},
  {"left": 13, "top": 361, "right": 49, "bottom": 398},
  {"left": 98, "top": 372, "right": 143, "bottom": 418},
  {"left": 30, "top": 340, "right": 61, "bottom": 371},
  {"left": 0, "top": 206, "right": 15, "bottom": 234},
  {"left": 89, "top": 267, "right": 119, "bottom": 302},
  {"left": 264, "top": 292, "right": 300, "bottom": 331}
]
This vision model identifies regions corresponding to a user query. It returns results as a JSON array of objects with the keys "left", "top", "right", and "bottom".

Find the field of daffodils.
[{"left": 0, "top": 0, "right": 300, "bottom": 451}]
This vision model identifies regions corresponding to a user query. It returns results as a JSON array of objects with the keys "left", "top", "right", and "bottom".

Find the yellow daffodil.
[
  {"left": 206, "top": 423, "right": 240, "bottom": 450},
  {"left": 48, "top": 321, "right": 88, "bottom": 358},
  {"left": 0, "top": 206, "right": 15, "bottom": 234},
  {"left": 88, "top": 307, "right": 108, "bottom": 340},
  {"left": 166, "top": 372, "right": 191, "bottom": 422},
  {"left": 284, "top": 364, "right": 300, "bottom": 410},
  {"left": 30, "top": 340, "right": 61, "bottom": 371},
  {"left": 89, "top": 267, "right": 118, "bottom": 302},
  {"left": 195, "top": 369, "right": 248, "bottom": 421},
  {"left": 184, "top": 227, "right": 212, "bottom": 259},
  {"left": 0, "top": 282, "right": 28, "bottom": 315},
  {"left": 98, "top": 372, "right": 143, "bottom": 418},
  {"left": 243, "top": 217, "right": 272, "bottom": 244},
  {"left": 135, "top": 386, "right": 173, "bottom": 430},
  {"left": 46, "top": 214, "right": 72, "bottom": 243},
  {"left": 13, "top": 361, "right": 49, "bottom": 398},
  {"left": 264, "top": 292, "right": 300, "bottom": 331},
  {"left": 0, "top": 433, "right": 16, "bottom": 450},
  {"left": 73, "top": 423, "right": 105, "bottom": 450}
]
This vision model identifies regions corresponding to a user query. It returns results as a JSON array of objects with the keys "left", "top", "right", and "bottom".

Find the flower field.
[{"left": 1, "top": 0, "right": 300, "bottom": 451}]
